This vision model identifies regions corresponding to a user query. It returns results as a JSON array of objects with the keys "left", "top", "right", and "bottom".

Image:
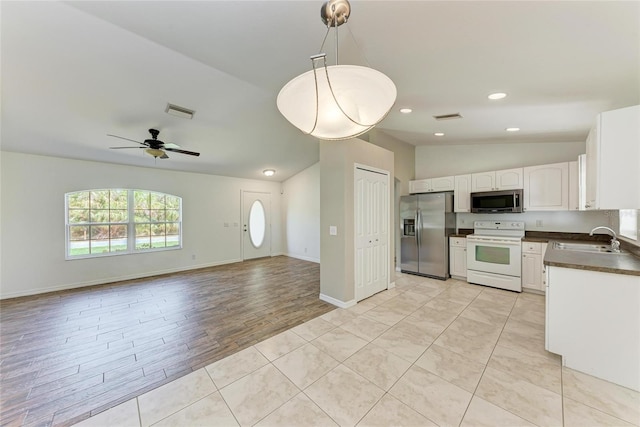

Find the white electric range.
[{"left": 466, "top": 221, "right": 525, "bottom": 292}]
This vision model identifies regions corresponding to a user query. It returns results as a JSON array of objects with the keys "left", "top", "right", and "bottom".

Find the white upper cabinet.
[
  {"left": 471, "top": 168, "right": 523, "bottom": 192},
  {"left": 523, "top": 162, "right": 569, "bottom": 211},
  {"left": 454, "top": 175, "right": 472, "bottom": 212},
  {"left": 409, "top": 176, "right": 454, "bottom": 194},
  {"left": 409, "top": 179, "right": 431, "bottom": 194},
  {"left": 585, "top": 105, "right": 640, "bottom": 210},
  {"left": 569, "top": 160, "right": 579, "bottom": 211},
  {"left": 471, "top": 171, "right": 495, "bottom": 192},
  {"left": 431, "top": 176, "right": 455, "bottom": 192}
]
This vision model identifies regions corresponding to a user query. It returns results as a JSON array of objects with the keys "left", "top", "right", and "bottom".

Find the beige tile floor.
[{"left": 74, "top": 274, "right": 640, "bottom": 427}]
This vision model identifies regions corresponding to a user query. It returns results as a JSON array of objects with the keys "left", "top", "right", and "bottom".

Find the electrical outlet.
[
  {"left": 536, "top": 219, "right": 543, "bottom": 227},
  {"left": 304, "top": 247, "right": 308, "bottom": 253},
  {"left": 191, "top": 254, "right": 196, "bottom": 260}
]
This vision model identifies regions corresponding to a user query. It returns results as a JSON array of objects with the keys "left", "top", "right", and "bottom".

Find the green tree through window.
[{"left": 66, "top": 189, "right": 181, "bottom": 258}]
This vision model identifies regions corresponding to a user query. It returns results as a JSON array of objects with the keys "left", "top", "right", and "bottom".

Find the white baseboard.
[
  {"left": 319, "top": 293, "right": 356, "bottom": 309},
  {"left": 388, "top": 281, "right": 396, "bottom": 289},
  {"left": 286, "top": 253, "right": 320, "bottom": 263},
  {"left": 395, "top": 266, "right": 402, "bottom": 272},
  {"left": 0, "top": 258, "right": 243, "bottom": 300}
]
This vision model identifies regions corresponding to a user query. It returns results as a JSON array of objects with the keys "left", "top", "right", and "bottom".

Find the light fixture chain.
[
  {"left": 307, "top": 56, "right": 323, "bottom": 135},
  {"left": 334, "top": 10, "right": 339, "bottom": 65},
  {"left": 346, "top": 23, "right": 372, "bottom": 68},
  {"left": 318, "top": 25, "right": 331, "bottom": 55}
]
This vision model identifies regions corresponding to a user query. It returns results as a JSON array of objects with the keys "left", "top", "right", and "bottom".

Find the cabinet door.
[
  {"left": 431, "top": 176, "right": 455, "bottom": 192},
  {"left": 585, "top": 125, "right": 599, "bottom": 209},
  {"left": 449, "top": 245, "right": 467, "bottom": 278},
  {"left": 410, "top": 179, "right": 431, "bottom": 194},
  {"left": 569, "top": 161, "right": 579, "bottom": 211},
  {"left": 496, "top": 168, "right": 524, "bottom": 190},
  {"left": 541, "top": 242, "right": 548, "bottom": 290},
  {"left": 523, "top": 162, "right": 569, "bottom": 211},
  {"left": 578, "top": 154, "right": 587, "bottom": 211},
  {"left": 471, "top": 172, "right": 495, "bottom": 192},
  {"left": 454, "top": 175, "right": 472, "bottom": 212},
  {"left": 522, "top": 253, "right": 542, "bottom": 290},
  {"left": 598, "top": 105, "right": 640, "bottom": 209}
]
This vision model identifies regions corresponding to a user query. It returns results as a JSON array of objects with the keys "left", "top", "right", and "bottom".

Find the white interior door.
[
  {"left": 355, "top": 166, "right": 389, "bottom": 302},
  {"left": 242, "top": 191, "right": 271, "bottom": 260}
]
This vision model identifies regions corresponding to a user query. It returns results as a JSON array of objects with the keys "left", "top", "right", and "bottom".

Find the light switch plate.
[{"left": 329, "top": 226, "right": 337, "bottom": 236}]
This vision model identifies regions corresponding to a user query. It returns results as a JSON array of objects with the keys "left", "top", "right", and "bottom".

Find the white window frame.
[
  {"left": 65, "top": 189, "right": 182, "bottom": 260},
  {"left": 619, "top": 209, "right": 638, "bottom": 242}
]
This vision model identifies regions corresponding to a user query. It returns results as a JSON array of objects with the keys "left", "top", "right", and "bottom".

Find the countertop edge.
[{"left": 544, "top": 240, "right": 640, "bottom": 277}]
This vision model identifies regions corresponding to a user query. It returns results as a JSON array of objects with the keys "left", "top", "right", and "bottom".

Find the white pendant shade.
[{"left": 277, "top": 65, "right": 397, "bottom": 140}]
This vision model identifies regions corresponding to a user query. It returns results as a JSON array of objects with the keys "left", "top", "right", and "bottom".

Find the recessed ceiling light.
[
  {"left": 434, "top": 132, "right": 445, "bottom": 136},
  {"left": 263, "top": 169, "right": 276, "bottom": 177},
  {"left": 506, "top": 127, "right": 520, "bottom": 132},
  {"left": 400, "top": 108, "right": 412, "bottom": 114},
  {"left": 488, "top": 92, "right": 507, "bottom": 100}
]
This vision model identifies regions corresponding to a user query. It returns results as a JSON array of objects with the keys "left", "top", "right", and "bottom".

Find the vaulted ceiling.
[{"left": 2, "top": 1, "right": 638, "bottom": 180}]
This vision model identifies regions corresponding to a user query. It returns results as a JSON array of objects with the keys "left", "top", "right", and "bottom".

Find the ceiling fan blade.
[
  {"left": 164, "top": 142, "right": 181, "bottom": 149},
  {"left": 160, "top": 152, "right": 169, "bottom": 159},
  {"left": 107, "top": 134, "right": 147, "bottom": 146},
  {"left": 109, "top": 146, "right": 145, "bottom": 149},
  {"left": 165, "top": 147, "right": 200, "bottom": 157}
]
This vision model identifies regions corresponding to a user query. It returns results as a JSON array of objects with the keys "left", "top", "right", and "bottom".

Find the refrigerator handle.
[{"left": 416, "top": 208, "right": 421, "bottom": 247}]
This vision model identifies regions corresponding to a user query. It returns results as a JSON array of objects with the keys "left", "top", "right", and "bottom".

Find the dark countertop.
[
  {"left": 523, "top": 231, "right": 610, "bottom": 243},
  {"left": 544, "top": 240, "right": 640, "bottom": 277}
]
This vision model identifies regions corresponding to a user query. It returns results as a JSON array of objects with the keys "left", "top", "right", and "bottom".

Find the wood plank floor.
[{"left": 0, "top": 256, "right": 334, "bottom": 426}]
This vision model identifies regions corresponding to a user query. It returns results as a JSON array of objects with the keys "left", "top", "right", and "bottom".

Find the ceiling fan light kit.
[
  {"left": 277, "top": 0, "right": 397, "bottom": 141},
  {"left": 108, "top": 128, "right": 200, "bottom": 159}
]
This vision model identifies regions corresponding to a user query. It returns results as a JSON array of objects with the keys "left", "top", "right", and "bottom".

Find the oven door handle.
[{"left": 467, "top": 237, "right": 521, "bottom": 246}]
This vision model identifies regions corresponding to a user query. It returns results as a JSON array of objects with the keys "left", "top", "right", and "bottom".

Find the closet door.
[{"left": 355, "top": 166, "right": 389, "bottom": 301}]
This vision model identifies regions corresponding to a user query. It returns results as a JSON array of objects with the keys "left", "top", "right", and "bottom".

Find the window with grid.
[
  {"left": 66, "top": 189, "right": 181, "bottom": 259},
  {"left": 133, "top": 190, "right": 181, "bottom": 250}
]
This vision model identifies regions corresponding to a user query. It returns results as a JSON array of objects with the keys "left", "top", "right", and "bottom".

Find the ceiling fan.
[{"left": 108, "top": 128, "right": 200, "bottom": 159}]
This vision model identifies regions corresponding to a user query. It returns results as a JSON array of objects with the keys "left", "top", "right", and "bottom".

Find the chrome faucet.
[{"left": 589, "top": 226, "right": 620, "bottom": 252}]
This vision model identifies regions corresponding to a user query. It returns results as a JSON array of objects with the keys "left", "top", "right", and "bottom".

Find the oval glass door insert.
[{"left": 249, "top": 200, "right": 266, "bottom": 248}]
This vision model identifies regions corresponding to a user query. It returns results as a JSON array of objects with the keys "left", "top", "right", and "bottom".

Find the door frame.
[
  {"left": 354, "top": 163, "right": 391, "bottom": 301},
  {"left": 241, "top": 190, "right": 272, "bottom": 261}
]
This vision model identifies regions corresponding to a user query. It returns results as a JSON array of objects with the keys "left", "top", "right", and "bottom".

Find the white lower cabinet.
[
  {"left": 546, "top": 266, "right": 640, "bottom": 391},
  {"left": 521, "top": 241, "right": 546, "bottom": 293},
  {"left": 449, "top": 237, "right": 467, "bottom": 279}
]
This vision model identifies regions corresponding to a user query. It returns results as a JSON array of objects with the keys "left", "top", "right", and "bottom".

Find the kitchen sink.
[{"left": 553, "top": 241, "right": 625, "bottom": 254}]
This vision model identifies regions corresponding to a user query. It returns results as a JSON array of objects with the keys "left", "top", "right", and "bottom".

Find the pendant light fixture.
[{"left": 277, "top": 0, "right": 397, "bottom": 141}]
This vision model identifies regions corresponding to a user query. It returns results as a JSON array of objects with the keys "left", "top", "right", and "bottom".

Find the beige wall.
[
  {"left": 0, "top": 152, "right": 283, "bottom": 299},
  {"left": 415, "top": 141, "right": 585, "bottom": 178},
  {"left": 320, "top": 139, "right": 394, "bottom": 305},
  {"left": 370, "top": 129, "right": 415, "bottom": 196}
]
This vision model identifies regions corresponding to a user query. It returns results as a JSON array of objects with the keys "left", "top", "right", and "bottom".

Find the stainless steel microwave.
[{"left": 470, "top": 189, "right": 523, "bottom": 213}]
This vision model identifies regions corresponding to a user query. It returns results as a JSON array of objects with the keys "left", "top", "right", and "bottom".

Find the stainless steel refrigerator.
[{"left": 400, "top": 192, "right": 455, "bottom": 279}]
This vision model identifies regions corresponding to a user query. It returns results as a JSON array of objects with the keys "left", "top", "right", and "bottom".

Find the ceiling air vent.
[
  {"left": 433, "top": 113, "right": 463, "bottom": 121},
  {"left": 165, "top": 103, "right": 195, "bottom": 119}
]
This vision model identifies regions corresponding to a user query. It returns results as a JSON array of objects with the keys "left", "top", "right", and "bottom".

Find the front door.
[
  {"left": 242, "top": 191, "right": 271, "bottom": 260},
  {"left": 354, "top": 166, "right": 390, "bottom": 302}
]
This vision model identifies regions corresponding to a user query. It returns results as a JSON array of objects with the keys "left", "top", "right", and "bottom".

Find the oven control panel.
[{"left": 473, "top": 221, "right": 524, "bottom": 231}]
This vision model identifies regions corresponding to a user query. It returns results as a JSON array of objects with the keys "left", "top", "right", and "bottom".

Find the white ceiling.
[{"left": 2, "top": 1, "right": 638, "bottom": 181}]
